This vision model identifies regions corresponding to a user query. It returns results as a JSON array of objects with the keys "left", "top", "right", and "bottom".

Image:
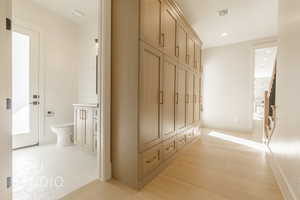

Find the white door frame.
[
  {"left": 0, "top": 0, "right": 12, "bottom": 199},
  {"left": 98, "top": 0, "right": 112, "bottom": 181}
]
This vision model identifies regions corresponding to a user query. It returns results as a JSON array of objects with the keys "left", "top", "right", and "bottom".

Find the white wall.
[
  {"left": 77, "top": 22, "right": 98, "bottom": 104},
  {"left": 13, "top": 0, "right": 79, "bottom": 144},
  {"left": 202, "top": 38, "right": 276, "bottom": 133},
  {"left": 269, "top": 0, "right": 300, "bottom": 199}
]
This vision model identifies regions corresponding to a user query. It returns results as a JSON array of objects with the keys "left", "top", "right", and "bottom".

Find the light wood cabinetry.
[
  {"left": 139, "top": 43, "right": 162, "bottom": 151},
  {"left": 187, "top": 35, "right": 195, "bottom": 68},
  {"left": 112, "top": 0, "right": 202, "bottom": 189},
  {"left": 161, "top": 57, "right": 176, "bottom": 140},
  {"left": 73, "top": 105, "right": 97, "bottom": 153},
  {"left": 195, "top": 43, "right": 202, "bottom": 73},
  {"left": 186, "top": 71, "right": 194, "bottom": 125},
  {"left": 140, "top": 0, "right": 163, "bottom": 49},
  {"left": 194, "top": 76, "right": 201, "bottom": 122},
  {"left": 176, "top": 23, "right": 187, "bottom": 65},
  {"left": 175, "top": 67, "right": 186, "bottom": 130},
  {"left": 162, "top": 1, "right": 177, "bottom": 59}
]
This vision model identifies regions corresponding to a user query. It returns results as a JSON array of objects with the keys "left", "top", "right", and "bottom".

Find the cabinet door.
[
  {"left": 161, "top": 58, "right": 176, "bottom": 139},
  {"left": 186, "top": 72, "right": 194, "bottom": 125},
  {"left": 176, "top": 23, "right": 187, "bottom": 65},
  {"left": 162, "top": 2, "right": 177, "bottom": 58},
  {"left": 193, "top": 76, "right": 200, "bottom": 122},
  {"left": 140, "top": 43, "right": 162, "bottom": 151},
  {"left": 84, "top": 109, "right": 96, "bottom": 152},
  {"left": 187, "top": 35, "right": 195, "bottom": 68},
  {"left": 195, "top": 43, "right": 201, "bottom": 73},
  {"left": 175, "top": 67, "right": 186, "bottom": 130},
  {"left": 140, "top": 0, "right": 163, "bottom": 49},
  {"left": 76, "top": 108, "right": 86, "bottom": 146}
]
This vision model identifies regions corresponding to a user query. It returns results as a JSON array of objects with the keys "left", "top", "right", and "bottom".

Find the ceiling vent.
[{"left": 218, "top": 9, "right": 229, "bottom": 17}]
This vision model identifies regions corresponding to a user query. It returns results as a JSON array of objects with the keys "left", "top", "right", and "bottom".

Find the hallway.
[{"left": 63, "top": 129, "right": 283, "bottom": 200}]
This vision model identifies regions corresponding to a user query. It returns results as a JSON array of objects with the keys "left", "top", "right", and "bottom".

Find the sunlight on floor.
[{"left": 208, "top": 131, "right": 267, "bottom": 151}]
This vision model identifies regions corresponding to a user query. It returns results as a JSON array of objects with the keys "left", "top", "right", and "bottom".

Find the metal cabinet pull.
[
  {"left": 161, "top": 33, "right": 165, "bottom": 47},
  {"left": 159, "top": 91, "right": 164, "bottom": 104},
  {"left": 175, "top": 93, "right": 179, "bottom": 104},
  {"left": 176, "top": 46, "right": 179, "bottom": 57}
]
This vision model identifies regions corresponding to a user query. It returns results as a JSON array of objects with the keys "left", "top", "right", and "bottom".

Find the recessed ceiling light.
[
  {"left": 72, "top": 9, "right": 85, "bottom": 17},
  {"left": 221, "top": 32, "right": 228, "bottom": 37}
]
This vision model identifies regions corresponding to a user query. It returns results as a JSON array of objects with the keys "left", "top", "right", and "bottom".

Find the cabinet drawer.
[
  {"left": 141, "top": 145, "right": 162, "bottom": 177},
  {"left": 162, "top": 138, "right": 176, "bottom": 160},
  {"left": 185, "top": 130, "right": 194, "bottom": 143},
  {"left": 175, "top": 134, "right": 186, "bottom": 150}
]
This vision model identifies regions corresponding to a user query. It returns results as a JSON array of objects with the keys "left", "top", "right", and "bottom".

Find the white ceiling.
[
  {"left": 31, "top": 0, "right": 97, "bottom": 24},
  {"left": 175, "top": 0, "right": 278, "bottom": 48},
  {"left": 255, "top": 47, "right": 277, "bottom": 78}
]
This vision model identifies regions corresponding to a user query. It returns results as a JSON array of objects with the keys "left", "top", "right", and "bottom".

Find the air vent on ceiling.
[{"left": 218, "top": 9, "right": 229, "bottom": 17}]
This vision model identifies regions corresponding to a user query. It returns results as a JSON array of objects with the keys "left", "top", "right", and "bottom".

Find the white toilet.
[{"left": 51, "top": 123, "right": 74, "bottom": 147}]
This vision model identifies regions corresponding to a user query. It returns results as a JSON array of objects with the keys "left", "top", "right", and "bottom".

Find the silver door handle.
[{"left": 30, "top": 101, "right": 40, "bottom": 105}]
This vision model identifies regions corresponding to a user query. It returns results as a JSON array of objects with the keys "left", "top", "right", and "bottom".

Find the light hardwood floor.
[{"left": 62, "top": 129, "right": 283, "bottom": 200}]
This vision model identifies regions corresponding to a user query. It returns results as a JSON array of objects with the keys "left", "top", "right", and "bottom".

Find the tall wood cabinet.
[{"left": 112, "top": 0, "right": 203, "bottom": 189}]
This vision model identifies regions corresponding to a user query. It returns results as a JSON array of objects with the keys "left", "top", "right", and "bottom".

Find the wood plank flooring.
[{"left": 62, "top": 129, "right": 283, "bottom": 200}]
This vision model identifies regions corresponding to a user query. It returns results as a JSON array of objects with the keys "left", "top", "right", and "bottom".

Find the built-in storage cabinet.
[
  {"left": 176, "top": 23, "right": 187, "bottom": 65},
  {"left": 74, "top": 105, "right": 97, "bottom": 153},
  {"left": 112, "top": 0, "right": 203, "bottom": 189},
  {"left": 186, "top": 72, "right": 194, "bottom": 125},
  {"left": 140, "top": 0, "right": 163, "bottom": 49},
  {"left": 139, "top": 43, "right": 162, "bottom": 151},
  {"left": 161, "top": 58, "right": 176, "bottom": 139},
  {"left": 162, "top": 2, "right": 177, "bottom": 59},
  {"left": 175, "top": 67, "right": 186, "bottom": 130}
]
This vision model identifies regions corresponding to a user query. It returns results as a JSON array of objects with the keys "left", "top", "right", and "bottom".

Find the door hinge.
[
  {"left": 6, "top": 177, "right": 12, "bottom": 189},
  {"left": 6, "top": 98, "right": 12, "bottom": 110},
  {"left": 6, "top": 18, "right": 11, "bottom": 31}
]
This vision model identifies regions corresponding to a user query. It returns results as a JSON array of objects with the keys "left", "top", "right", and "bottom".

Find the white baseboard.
[{"left": 267, "top": 147, "right": 298, "bottom": 200}]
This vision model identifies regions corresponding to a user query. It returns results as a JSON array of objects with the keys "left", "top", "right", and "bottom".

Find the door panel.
[
  {"left": 162, "top": 4, "right": 177, "bottom": 58},
  {"left": 175, "top": 67, "right": 186, "bottom": 130},
  {"left": 187, "top": 35, "right": 195, "bottom": 68},
  {"left": 176, "top": 23, "right": 187, "bottom": 65},
  {"left": 186, "top": 72, "right": 194, "bottom": 125},
  {"left": 12, "top": 25, "right": 39, "bottom": 149},
  {"left": 195, "top": 43, "right": 201, "bottom": 73},
  {"left": 84, "top": 109, "right": 95, "bottom": 152},
  {"left": 140, "top": 43, "right": 162, "bottom": 151},
  {"left": 194, "top": 76, "right": 200, "bottom": 122},
  {"left": 161, "top": 58, "right": 176, "bottom": 139},
  {"left": 0, "top": 0, "right": 12, "bottom": 198},
  {"left": 140, "top": 0, "right": 162, "bottom": 49}
]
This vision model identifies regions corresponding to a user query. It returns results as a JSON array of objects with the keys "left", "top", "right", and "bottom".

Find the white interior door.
[
  {"left": 12, "top": 24, "right": 39, "bottom": 149},
  {"left": 0, "top": 0, "right": 12, "bottom": 199}
]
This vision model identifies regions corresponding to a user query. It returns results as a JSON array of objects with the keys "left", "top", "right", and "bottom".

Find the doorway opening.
[
  {"left": 253, "top": 46, "right": 277, "bottom": 140},
  {"left": 11, "top": 0, "right": 106, "bottom": 199}
]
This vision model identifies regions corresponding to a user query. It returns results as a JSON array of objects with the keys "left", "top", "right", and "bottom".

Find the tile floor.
[{"left": 13, "top": 144, "right": 97, "bottom": 200}]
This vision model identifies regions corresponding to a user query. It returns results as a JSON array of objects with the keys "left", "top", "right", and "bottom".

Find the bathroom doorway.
[
  {"left": 12, "top": 24, "right": 40, "bottom": 150},
  {"left": 1, "top": 0, "right": 111, "bottom": 198}
]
